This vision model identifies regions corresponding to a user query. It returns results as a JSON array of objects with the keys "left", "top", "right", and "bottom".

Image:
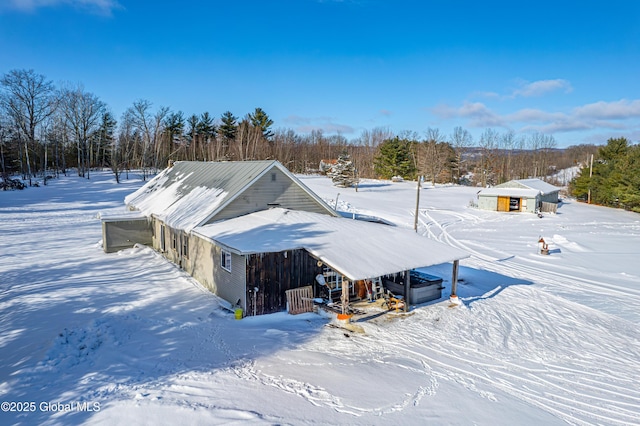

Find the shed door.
[{"left": 497, "top": 196, "right": 510, "bottom": 212}]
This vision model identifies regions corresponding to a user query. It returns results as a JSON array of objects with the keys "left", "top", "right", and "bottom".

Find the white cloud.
[
  {"left": 2, "top": 0, "right": 122, "bottom": 15},
  {"left": 282, "top": 115, "right": 355, "bottom": 135},
  {"left": 512, "top": 79, "right": 573, "bottom": 98},
  {"left": 431, "top": 98, "right": 640, "bottom": 136},
  {"left": 574, "top": 99, "right": 640, "bottom": 120},
  {"left": 506, "top": 108, "right": 563, "bottom": 123},
  {"left": 431, "top": 101, "right": 504, "bottom": 127}
]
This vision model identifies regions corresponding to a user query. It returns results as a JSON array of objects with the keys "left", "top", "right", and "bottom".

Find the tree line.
[
  {"left": 0, "top": 68, "right": 603, "bottom": 192},
  {"left": 570, "top": 138, "right": 640, "bottom": 212}
]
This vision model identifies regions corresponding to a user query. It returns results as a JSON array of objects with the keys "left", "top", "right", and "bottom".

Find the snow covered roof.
[
  {"left": 123, "top": 161, "right": 335, "bottom": 231},
  {"left": 477, "top": 188, "right": 540, "bottom": 198},
  {"left": 479, "top": 178, "right": 560, "bottom": 198},
  {"left": 498, "top": 179, "right": 560, "bottom": 194},
  {"left": 193, "top": 208, "right": 469, "bottom": 281},
  {"left": 98, "top": 211, "right": 148, "bottom": 222}
]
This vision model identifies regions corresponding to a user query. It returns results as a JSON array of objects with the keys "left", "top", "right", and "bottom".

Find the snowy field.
[{"left": 1, "top": 170, "right": 639, "bottom": 426}]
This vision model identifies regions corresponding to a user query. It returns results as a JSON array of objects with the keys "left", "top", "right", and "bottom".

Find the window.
[
  {"left": 182, "top": 235, "right": 189, "bottom": 258},
  {"left": 221, "top": 250, "right": 231, "bottom": 272},
  {"left": 271, "top": 172, "right": 277, "bottom": 182},
  {"left": 160, "top": 225, "right": 166, "bottom": 251},
  {"left": 172, "top": 231, "right": 178, "bottom": 251}
]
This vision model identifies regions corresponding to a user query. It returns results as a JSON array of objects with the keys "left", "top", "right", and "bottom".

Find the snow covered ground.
[{"left": 1, "top": 171, "right": 639, "bottom": 425}]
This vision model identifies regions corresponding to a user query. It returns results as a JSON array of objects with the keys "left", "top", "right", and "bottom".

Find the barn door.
[{"left": 497, "top": 196, "right": 510, "bottom": 212}]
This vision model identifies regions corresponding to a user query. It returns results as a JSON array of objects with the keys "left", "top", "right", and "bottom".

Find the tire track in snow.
[
  {"left": 362, "top": 308, "right": 640, "bottom": 426},
  {"left": 409, "top": 208, "right": 640, "bottom": 425},
  {"left": 419, "top": 208, "right": 640, "bottom": 301}
]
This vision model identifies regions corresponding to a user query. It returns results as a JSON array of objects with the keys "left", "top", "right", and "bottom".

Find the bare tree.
[
  {"left": 0, "top": 113, "right": 10, "bottom": 179},
  {"left": 116, "top": 110, "right": 137, "bottom": 180},
  {"left": 151, "top": 107, "right": 168, "bottom": 169},
  {"left": 450, "top": 126, "right": 472, "bottom": 182},
  {"left": 0, "top": 69, "right": 55, "bottom": 184},
  {"left": 498, "top": 129, "right": 516, "bottom": 183},
  {"left": 123, "top": 100, "right": 168, "bottom": 179},
  {"left": 353, "top": 127, "right": 393, "bottom": 178},
  {"left": 478, "top": 128, "right": 500, "bottom": 186},
  {"left": 419, "top": 127, "right": 450, "bottom": 186},
  {"left": 58, "top": 84, "right": 106, "bottom": 179}
]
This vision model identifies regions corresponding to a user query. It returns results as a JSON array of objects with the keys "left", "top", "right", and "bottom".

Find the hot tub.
[{"left": 384, "top": 271, "right": 444, "bottom": 304}]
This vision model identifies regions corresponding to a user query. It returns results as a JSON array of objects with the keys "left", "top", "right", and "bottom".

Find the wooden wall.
[{"left": 245, "top": 249, "right": 320, "bottom": 316}]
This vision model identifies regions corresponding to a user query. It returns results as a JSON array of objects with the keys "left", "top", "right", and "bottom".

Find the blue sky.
[{"left": 1, "top": 0, "right": 639, "bottom": 147}]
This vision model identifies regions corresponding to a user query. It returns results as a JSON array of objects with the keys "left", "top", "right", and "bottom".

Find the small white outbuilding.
[{"left": 477, "top": 178, "right": 560, "bottom": 213}]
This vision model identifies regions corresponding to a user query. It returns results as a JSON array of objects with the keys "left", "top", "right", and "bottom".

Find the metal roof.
[
  {"left": 124, "top": 160, "right": 337, "bottom": 230},
  {"left": 477, "top": 188, "right": 540, "bottom": 198},
  {"left": 495, "top": 179, "right": 560, "bottom": 195}
]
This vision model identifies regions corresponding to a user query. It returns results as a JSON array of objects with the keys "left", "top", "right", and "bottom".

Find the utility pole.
[
  {"left": 588, "top": 154, "right": 593, "bottom": 204},
  {"left": 413, "top": 177, "right": 421, "bottom": 232}
]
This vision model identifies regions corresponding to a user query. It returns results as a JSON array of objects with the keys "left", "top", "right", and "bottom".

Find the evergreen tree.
[
  {"left": 219, "top": 111, "right": 237, "bottom": 141},
  {"left": 249, "top": 107, "right": 274, "bottom": 140},
  {"left": 570, "top": 137, "right": 640, "bottom": 212},
  {"left": 328, "top": 152, "right": 358, "bottom": 188},
  {"left": 164, "top": 111, "right": 185, "bottom": 143},
  {"left": 198, "top": 112, "right": 216, "bottom": 140},
  {"left": 373, "top": 136, "right": 416, "bottom": 179},
  {"left": 186, "top": 114, "right": 201, "bottom": 160}
]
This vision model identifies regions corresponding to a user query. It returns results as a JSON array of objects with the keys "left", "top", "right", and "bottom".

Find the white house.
[{"left": 103, "top": 160, "right": 468, "bottom": 316}]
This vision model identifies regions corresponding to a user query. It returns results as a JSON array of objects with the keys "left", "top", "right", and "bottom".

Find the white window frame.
[{"left": 221, "top": 250, "right": 232, "bottom": 272}]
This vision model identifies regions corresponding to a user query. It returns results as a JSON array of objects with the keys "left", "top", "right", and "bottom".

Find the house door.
[{"left": 497, "top": 196, "right": 510, "bottom": 212}]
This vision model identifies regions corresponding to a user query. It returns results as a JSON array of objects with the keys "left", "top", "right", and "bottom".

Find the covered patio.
[{"left": 193, "top": 208, "right": 469, "bottom": 316}]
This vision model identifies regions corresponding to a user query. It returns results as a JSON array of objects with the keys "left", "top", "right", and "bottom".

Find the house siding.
[
  {"left": 187, "top": 234, "right": 217, "bottom": 291},
  {"left": 214, "top": 249, "right": 247, "bottom": 309},
  {"left": 539, "top": 192, "right": 559, "bottom": 204},
  {"left": 151, "top": 219, "right": 164, "bottom": 253},
  {"left": 177, "top": 233, "right": 248, "bottom": 309},
  {"left": 211, "top": 168, "right": 333, "bottom": 223},
  {"left": 478, "top": 195, "right": 498, "bottom": 211}
]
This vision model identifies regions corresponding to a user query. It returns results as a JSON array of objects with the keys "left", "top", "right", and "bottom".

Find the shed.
[{"left": 477, "top": 178, "right": 560, "bottom": 213}]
